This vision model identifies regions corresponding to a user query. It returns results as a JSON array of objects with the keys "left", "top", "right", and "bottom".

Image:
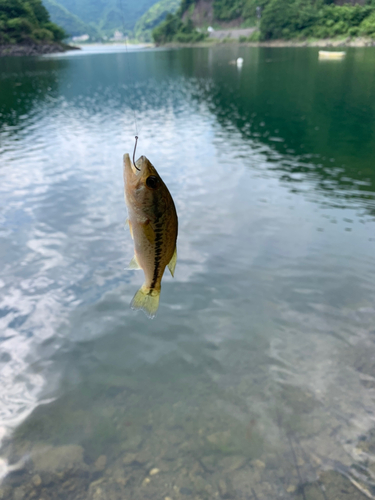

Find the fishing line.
[{"left": 117, "top": 0, "right": 141, "bottom": 168}]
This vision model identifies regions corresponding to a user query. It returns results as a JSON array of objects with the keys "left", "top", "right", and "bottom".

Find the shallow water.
[{"left": 0, "top": 44, "right": 375, "bottom": 499}]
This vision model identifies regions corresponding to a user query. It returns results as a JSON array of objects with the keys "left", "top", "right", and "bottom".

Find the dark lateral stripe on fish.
[
  {"left": 150, "top": 207, "right": 163, "bottom": 290},
  {"left": 150, "top": 226, "right": 163, "bottom": 290}
]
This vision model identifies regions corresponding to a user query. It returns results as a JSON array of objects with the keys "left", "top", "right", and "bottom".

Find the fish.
[{"left": 123, "top": 153, "right": 178, "bottom": 318}]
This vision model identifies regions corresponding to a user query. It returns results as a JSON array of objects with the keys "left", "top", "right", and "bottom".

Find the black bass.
[{"left": 123, "top": 154, "right": 178, "bottom": 318}]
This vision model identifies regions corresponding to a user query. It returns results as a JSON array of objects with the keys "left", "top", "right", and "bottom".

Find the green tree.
[{"left": 0, "top": 0, "right": 67, "bottom": 44}]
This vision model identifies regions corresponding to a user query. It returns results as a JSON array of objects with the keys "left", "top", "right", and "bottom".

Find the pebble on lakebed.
[
  {"left": 31, "top": 474, "right": 42, "bottom": 487},
  {"left": 252, "top": 459, "right": 266, "bottom": 469},
  {"left": 94, "top": 455, "right": 107, "bottom": 471}
]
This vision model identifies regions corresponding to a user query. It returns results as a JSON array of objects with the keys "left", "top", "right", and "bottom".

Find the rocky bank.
[{"left": 0, "top": 43, "right": 79, "bottom": 57}]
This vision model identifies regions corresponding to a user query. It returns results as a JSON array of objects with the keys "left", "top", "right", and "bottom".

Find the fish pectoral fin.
[
  {"left": 128, "top": 255, "right": 141, "bottom": 270},
  {"left": 125, "top": 218, "right": 134, "bottom": 240},
  {"left": 167, "top": 246, "right": 177, "bottom": 277},
  {"left": 142, "top": 220, "right": 155, "bottom": 244}
]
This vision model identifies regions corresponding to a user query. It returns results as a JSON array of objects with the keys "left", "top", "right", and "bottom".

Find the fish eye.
[{"left": 146, "top": 176, "right": 159, "bottom": 189}]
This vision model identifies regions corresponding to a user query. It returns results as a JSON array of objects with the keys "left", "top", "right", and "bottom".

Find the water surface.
[{"left": 0, "top": 45, "right": 375, "bottom": 499}]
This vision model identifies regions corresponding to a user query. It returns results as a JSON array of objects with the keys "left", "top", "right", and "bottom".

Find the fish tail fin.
[{"left": 130, "top": 285, "right": 160, "bottom": 319}]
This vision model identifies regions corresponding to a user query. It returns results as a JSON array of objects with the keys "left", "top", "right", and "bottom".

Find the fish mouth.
[
  {"left": 123, "top": 153, "right": 142, "bottom": 182},
  {"left": 134, "top": 156, "right": 146, "bottom": 173},
  {"left": 123, "top": 154, "right": 156, "bottom": 184},
  {"left": 133, "top": 156, "right": 156, "bottom": 178}
]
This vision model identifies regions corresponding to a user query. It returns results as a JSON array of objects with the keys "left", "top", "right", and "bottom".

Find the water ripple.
[{"left": 0, "top": 46, "right": 375, "bottom": 497}]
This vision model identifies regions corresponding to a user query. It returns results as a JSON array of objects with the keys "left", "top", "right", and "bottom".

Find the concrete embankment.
[{"left": 208, "top": 28, "right": 256, "bottom": 40}]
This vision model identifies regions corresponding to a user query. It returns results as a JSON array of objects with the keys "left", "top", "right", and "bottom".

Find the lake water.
[{"left": 0, "top": 44, "right": 375, "bottom": 500}]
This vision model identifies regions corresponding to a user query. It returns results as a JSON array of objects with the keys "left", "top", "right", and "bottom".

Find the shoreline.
[
  {"left": 2, "top": 36, "right": 373, "bottom": 58},
  {"left": 250, "top": 37, "right": 375, "bottom": 47},
  {"left": 160, "top": 36, "right": 375, "bottom": 49},
  {"left": 0, "top": 42, "right": 79, "bottom": 58}
]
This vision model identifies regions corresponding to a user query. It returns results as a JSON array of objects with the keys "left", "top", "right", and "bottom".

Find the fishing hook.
[{"left": 133, "top": 135, "right": 140, "bottom": 171}]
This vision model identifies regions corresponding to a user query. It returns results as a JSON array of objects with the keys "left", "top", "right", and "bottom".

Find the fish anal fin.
[
  {"left": 131, "top": 285, "right": 160, "bottom": 319},
  {"left": 128, "top": 255, "right": 141, "bottom": 270},
  {"left": 167, "top": 246, "right": 177, "bottom": 277},
  {"left": 125, "top": 218, "right": 134, "bottom": 240}
]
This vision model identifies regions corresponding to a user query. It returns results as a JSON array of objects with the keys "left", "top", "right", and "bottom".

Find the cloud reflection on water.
[{"left": 0, "top": 46, "right": 375, "bottom": 496}]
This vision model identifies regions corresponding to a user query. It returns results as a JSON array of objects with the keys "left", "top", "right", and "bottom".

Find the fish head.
[{"left": 123, "top": 154, "right": 167, "bottom": 216}]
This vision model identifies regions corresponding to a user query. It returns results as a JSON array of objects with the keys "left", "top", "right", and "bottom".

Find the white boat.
[{"left": 318, "top": 50, "right": 346, "bottom": 60}]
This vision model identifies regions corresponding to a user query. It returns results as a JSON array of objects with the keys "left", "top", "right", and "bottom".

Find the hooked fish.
[{"left": 123, "top": 153, "right": 178, "bottom": 318}]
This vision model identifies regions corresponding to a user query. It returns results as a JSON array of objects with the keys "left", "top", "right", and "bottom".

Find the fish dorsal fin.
[
  {"left": 167, "top": 247, "right": 177, "bottom": 277},
  {"left": 125, "top": 218, "right": 134, "bottom": 240},
  {"left": 128, "top": 255, "right": 141, "bottom": 270}
]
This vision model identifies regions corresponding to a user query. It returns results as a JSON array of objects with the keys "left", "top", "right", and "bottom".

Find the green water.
[{"left": 0, "top": 45, "right": 375, "bottom": 500}]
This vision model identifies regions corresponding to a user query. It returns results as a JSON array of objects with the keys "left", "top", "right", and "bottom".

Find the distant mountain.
[
  {"left": 53, "top": 0, "right": 159, "bottom": 35},
  {"left": 43, "top": 0, "right": 100, "bottom": 38},
  {"left": 134, "top": 0, "right": 180, "bottom": 41}
]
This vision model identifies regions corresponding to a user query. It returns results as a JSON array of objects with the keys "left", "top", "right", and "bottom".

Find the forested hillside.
[
  {"left": 152, "top": 0, "right": 207, "bottom": 43},
  {"left": 260, "top": 0, "right": 375, "bottom": 39},
  {"left": 49, "top": 0, "right": 158, "bottom": 36},
  {"left": 0, "top": 0, "right": 65, "bottom": 44},
  {"left": 153, "top": 0, "right": 375, "bottom": 42},
  {"left": 134, "top": 0, "right": 180, "bottom": 41},
  {"left": 43, "top": 0, "right": 100, "bottom": 38}
]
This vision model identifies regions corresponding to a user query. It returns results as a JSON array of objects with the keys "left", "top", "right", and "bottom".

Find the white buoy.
[
  {"left": 236, "top": 57, "right": 244, "bottom": 67},
  {"left": 318, "top": 51, "right": 346, "bottom": 60}
]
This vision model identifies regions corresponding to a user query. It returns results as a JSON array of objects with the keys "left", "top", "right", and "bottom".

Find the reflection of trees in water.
[
  {"left": 0, "top": 57, "right": 67, "bottom": 132},
  {"left": 1, "top": 47, "right": 374, "bottom": 216},
  {"left": 191, "top": 48, "right": 375, "bottom": 214}
]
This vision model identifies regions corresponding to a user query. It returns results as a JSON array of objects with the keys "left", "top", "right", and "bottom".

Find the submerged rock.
[
  {"left": 219, "top": 455, "right": 248, "bottom": 472},
  {"left": 12, "top": 487, "right": 25, "bottom": 500},
  {"left": 206, "top": 431, "right": 231, "bottom": 448},
  {"left": 124, "top": 434, "right": 143, "bottom": 451},
  {"left": 122, "top": 450, "right": 149, "bottom": 466},
  {"left": 31, "top": 445, "right": 85, "bottom": 472},
  {"left": 94, "top": 455, "right": 107, "bottom": 471},
  {"left": 252, "top": 459, "right": 266, "bottom": 469},
  {"left": 88, "top": 476, "right": 129, "bottom": 500},
  {"left": 302, "top": 470, "right": 370, "bottom": 499},
  {"left": 31, "top": 474, "right": 42, "bottom": 487},
  {"left": 218, "top": 478, "right": 234, "bottom": 498},
  {"left": 87, "top": 479, "right": 106, "bottom": 500},
  {"left": 122, "top": 452, "right": 137, "bottom": 465}
]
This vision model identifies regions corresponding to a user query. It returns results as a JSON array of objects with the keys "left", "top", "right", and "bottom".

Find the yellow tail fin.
[{"left": 130, "top": 285, "right": 160, "bottom": 319}]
